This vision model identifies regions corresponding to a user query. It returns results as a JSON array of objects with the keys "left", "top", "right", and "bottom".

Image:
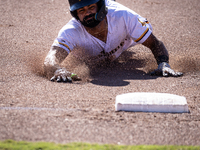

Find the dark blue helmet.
[
  {"left": 68, "top": 0, "right": 107, "bottom": 21},
  {"left": 69, "top": 0, "right": 99, "bottom": 11}
]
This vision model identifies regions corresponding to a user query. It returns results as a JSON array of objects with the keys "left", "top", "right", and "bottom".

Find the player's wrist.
[{"left": 157, "top": 55, "right": 169, "bottom": 65}]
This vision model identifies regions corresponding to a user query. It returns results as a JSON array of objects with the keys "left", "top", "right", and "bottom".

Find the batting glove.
[
  {"left": 151, "top": 62, "right": 183, "bottom": 77},
  {"left": 50, "top": 68, "right": 81, "bottom": 82}
]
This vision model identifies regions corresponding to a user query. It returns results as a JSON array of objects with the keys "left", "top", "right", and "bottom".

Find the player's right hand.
[{"left": 50, "top": 68, "right": 81, "bottom": 82}]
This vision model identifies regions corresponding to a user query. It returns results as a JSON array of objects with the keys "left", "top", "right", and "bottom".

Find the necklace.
[
  {"left": 93, "top": 19, "right": 108, "bottom": 42},
  {"left": 93, "top": 27, "right": 108, "bottom": 35}
]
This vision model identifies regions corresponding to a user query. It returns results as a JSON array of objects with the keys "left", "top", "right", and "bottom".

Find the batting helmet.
[{"left": 68, "top": 0, "right": 108, "bottom": 21}]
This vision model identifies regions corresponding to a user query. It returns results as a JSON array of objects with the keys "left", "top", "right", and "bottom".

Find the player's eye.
[
  {"left": 89, "top": 6, "right": 95, "bottom": 10},
  {"left": 77, "top": 9, "right": 85, "bottom": 14}
]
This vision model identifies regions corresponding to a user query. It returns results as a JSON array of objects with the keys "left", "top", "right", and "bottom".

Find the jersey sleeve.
[
  {"left": 106, "top": 1, "right": 152, "bottom": 44},
  {"left": 51, "top": 21, "right": 78, "bottom": 54},
  {"left": 52, "top": 32, "right": 73, "bottom": 54},
  {"left": 123, "top": 8, "right": 153, "bottom": 44}
]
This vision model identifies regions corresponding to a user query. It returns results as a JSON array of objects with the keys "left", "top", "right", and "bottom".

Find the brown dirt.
[{"left": 0, "top": 0, "right": 200, "bottom": 145}]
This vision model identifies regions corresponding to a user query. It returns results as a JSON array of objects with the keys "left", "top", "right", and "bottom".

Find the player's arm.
[
  {"left": 142, "top": 33, "right": 183, "bottom": 77},
  {"left": 44, "top": 46, "right": 80, "bottom": 82},
  {"left": 142, "top": 33, "right": 169, "bottom": 64}
]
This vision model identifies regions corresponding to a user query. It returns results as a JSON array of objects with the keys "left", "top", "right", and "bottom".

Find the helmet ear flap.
[{"left": 95, "top": 2, "right": 108, "bottom": 21}]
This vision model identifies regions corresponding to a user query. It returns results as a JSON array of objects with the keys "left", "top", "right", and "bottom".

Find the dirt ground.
[{"left": 0, "top": 0, "right": 200, "bottom": 146}]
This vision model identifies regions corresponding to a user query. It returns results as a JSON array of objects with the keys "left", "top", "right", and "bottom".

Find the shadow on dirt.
[
  {"left": 87, "top": 51, "right": 158, "bottom": 86},
  {"left": 90, "top": 69, "right": 157, "bottom": 86}
]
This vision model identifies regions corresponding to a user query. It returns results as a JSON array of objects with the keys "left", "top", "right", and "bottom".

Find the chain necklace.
[
  {"left": 91, "top": 19, "right": 108, "bottom": 43},
  {"left": 93, "top": 20, "right": 108, "bottom": 35}
]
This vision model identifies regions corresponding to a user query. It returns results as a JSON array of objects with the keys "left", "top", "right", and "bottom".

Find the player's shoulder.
[
  {"left": 58, "top": 18, "right": 83, "bottom": 35},
  {"left": 106, "top": 0, "right": 139, "bottom": 18}
]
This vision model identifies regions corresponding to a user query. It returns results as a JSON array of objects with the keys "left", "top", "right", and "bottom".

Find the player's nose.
[{"left": 85, "top": 8, "right": 92, "bottom": 16}]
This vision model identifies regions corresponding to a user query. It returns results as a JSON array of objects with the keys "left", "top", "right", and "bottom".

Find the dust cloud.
[
  {"left": 25, "top": 50, "right": 46, "bottom": 77},
  {"left": 26, "top": 48, "right": 200, "bottom": 81},
  {"left": 170, "top": 54, "right": 200, "bottom": 73}
]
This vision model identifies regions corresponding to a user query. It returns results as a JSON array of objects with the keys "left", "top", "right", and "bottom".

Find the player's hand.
[
  {"left": 151, "top": 62, "right": 183, "bottom": 77},
  {"left": 50, "top": 68, "right": 81, "bottom": 82}
]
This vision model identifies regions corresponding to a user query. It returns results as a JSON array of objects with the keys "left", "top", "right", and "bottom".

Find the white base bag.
[{"left": 115, "top": 92, "right": 189, "bottom": 113}]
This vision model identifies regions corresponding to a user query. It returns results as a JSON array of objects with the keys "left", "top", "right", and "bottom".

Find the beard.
[{"left": 80, "top": 13, "right": 101, "bottom": 28}]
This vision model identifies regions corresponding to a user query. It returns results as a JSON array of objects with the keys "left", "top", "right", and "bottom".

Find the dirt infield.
[{"left": 0, "top": 0, "right": 200, "bottom": 145}]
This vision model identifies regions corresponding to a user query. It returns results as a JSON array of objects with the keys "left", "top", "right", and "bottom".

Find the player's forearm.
[
  {"left": 43, "top": 46, "right": 68, "bottom": 78},
  {"left": 150, "top": 40, "right": 169, "bottom": 65},
  {"left": 142, "top": 33, "right": 169, "bottom": 65}
]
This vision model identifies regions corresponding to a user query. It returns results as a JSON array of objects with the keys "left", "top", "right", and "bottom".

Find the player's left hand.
[{"left": 151, "top": 62, "right": 183, "bottom": 77}]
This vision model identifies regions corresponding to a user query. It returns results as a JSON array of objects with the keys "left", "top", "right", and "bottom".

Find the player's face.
[{"left": 77, "top": 4, "right": 98, "bottom": 22}]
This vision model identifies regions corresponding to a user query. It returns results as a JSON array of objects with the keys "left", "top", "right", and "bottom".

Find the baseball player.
[{"left": 44, "top": 0, "right": 183, "bottom": 82}]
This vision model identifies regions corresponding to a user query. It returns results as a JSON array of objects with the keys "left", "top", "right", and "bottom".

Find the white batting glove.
[
  {"left": 50, "top": 68, "right": 81, "bottom": 82},
  {"left": 151, "top": 62, "right": 183, "bottom": 77}
]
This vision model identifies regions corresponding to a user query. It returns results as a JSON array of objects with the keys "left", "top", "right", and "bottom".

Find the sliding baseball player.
[{"left": 44, "top": 0, "right": 183, "bottom": 82}]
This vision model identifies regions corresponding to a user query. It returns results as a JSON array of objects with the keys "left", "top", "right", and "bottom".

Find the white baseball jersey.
[{"left": 52, "top": 0, "right": 153, "bottom": 62}]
